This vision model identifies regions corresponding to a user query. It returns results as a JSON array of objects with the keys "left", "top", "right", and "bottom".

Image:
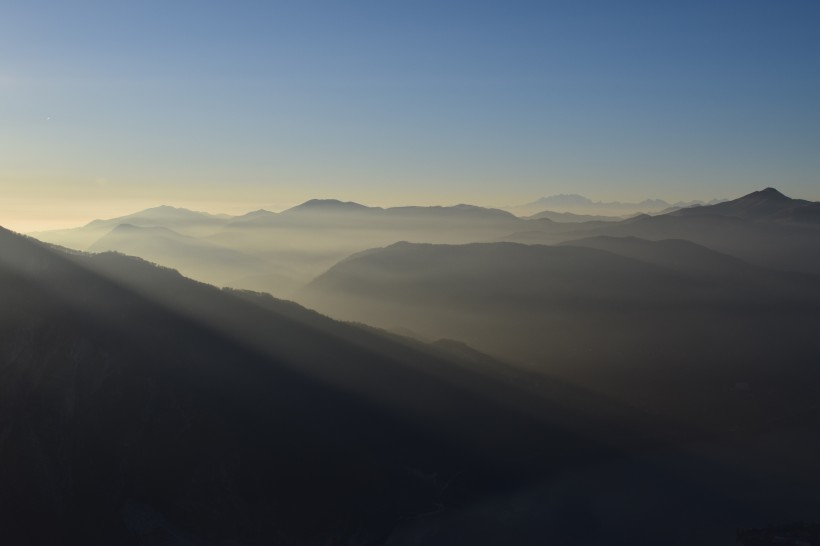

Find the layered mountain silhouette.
[
  {"left": 505, "top": 188, "right": 820, "bottom": 274},
  {"left": 87, "top": 223, "right": 272, "bottom": 286},
  {"left": 7, "top": 226, "right": 764, "bottom": 544},
  {"left": 284, "top": 198, "right": 372, "bottom": 214},
  {"left": 226, "top": 199, "right": 522, "bottom": 229},
  {"left": 32, "top": 200, "right": 531, "bottom": 296},
  {"left": 302, "top": 237, "right": 820, "bottom": 535},
  {"left": 32, "top": 205, "right": 232, "bottom": 250},
  {"left": 9, "top": 188, "right": 820, "bottom": 543},
  {"left": 559, "top": 236, "right": 754, "bottom": 276},
  {"left": 505, "top": 194, "right": 723, "bottom": 217},
  {"left": 303, "top": 240, "right": 820, "bottom": 444},
  {"left": 84, "top": 204, "right": 233, "bottom": 231},
  {"left": 0, "top": 226, "right": 630, "bottom": 544},
  {"left": 670, "top": 187, "right": 820, "bottom": 224}
]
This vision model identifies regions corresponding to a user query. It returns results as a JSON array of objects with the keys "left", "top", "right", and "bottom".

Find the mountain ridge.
[
  {"left": 504, "top": 188, "right": 820, "bottom": 274},
  {"left": 506, "top": 194, "right": 727, "bottom": 217},
  {"left": 670, "top": 187, "right": 817, "bottom": 223},
  {"left": 2, "top": 225, "right": 653, "bottom": 544}
]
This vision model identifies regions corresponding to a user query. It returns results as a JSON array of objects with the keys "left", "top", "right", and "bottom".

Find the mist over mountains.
[
  {"left": 303, "top": 238, "right": 820, "bottom": 428},
  {"left": 505, "top": 194, "right": 726, "bottom": 217},
  {"left": 32, "top": 200, "right": 526, "bottom": 297},
  {"left": 7, "top": 0, "right": 820, "bottom": 541},
  {"left": 32, "top": 187, "right": 820, "bottom": 291},
  {"left": 505, "top": 188, "right": 820, "bottom": 274},
  {"left": 1, "top": 226, "right": 635, "bottom": 544},
  {"left": 2, "top": 224, "right": 777, "bottom": 545},
  {"left": 8, "top": 187, "right": 820, "bottom": 544}
]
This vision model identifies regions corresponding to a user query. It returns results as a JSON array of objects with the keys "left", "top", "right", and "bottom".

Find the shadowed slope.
[
  {"left": 303, "top": 241, "right": 820, "bottom": 442},
  {"left": 558, "top": 236, "right": 753, "bottom": 276},
  {"left": 30, "top": 200, "right": 536, "bottom": 297},
  {"left": 4, "top": 228, "right": 816, "bottom": 543},
  {"left": 504, "top": 188, "right": 820, "bottom": 274},
  {"left": 669, "top": 187, "right": 817, "bottom": 224},
  {"left": 0, "top": 227, "right": 689, "bottom": 545},
  {"left": 88, "top": 223, "right": 272, "bottom": 286},
  {"left": 31, "top": 206, "right": 231, "bottom": 250},
  {"left": 302, "top": 240, "right": 820, "bottom": 535}
]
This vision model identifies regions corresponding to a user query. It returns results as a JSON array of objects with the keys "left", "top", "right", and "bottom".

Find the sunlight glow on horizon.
[
  {"left": 2, "top": 0, "right": 818, "bottom": 233},
  {"left": 1, "top": 183, "right": 810, "bottom": 235}
]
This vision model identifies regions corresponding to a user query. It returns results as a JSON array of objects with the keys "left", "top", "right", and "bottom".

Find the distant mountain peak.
[
  {"left": 507, "top": 194, "right": 674, "bottom": 216},
  {"left": 288, "top": 199, "right": 371, "bottom": 212},
  {"left": 239, "top": 209, "right": 275, "bottom": 217},
  {"left": 747, "top": 187, "right": 789, "bottom": 200},
  {"left": 84, "top": 205, "right": 223, "bottom": 228},
  {"left": 666, "top": 187, "right": 820, "bottom": 227},
  {"left": 141, "top": 205, "right": 213, "bottom": 215},
  {"left": 720, "top": 187, "right": 795, "bottom": 208}
]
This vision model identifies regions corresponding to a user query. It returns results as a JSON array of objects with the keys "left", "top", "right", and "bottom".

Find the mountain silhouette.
[
  {"left": 283, "top": 198, "right": 373, "bottom": 213},
  {"left": 31, "top": 200, "right": 536, "bottom": 295},
  {"left": 3, "top": 226, "right": 712, "bottom": 544},
  {"left": 228, "top": 199, "right": 522, "bottom": 229},
  {"left": 303, "top": 240, "right": 820, "bottom": 454},
  {"left": 506, "top": 194, "right": 678, "bottom": 216},
  {"left": 7, "top": 216, "right": 820, "bottom": 542},
  {"left": 671, "top": 187, "right": 819, "bottom": 224},
  {"left": 205, "top": 200, "right": 531, "bottom": 290},
  {"left": 32, "top": 205, "right": 232, "bottom": 250},
  {"left": 559, "top": 236, "right": 754, "bottom": 276},
  {"left": 87, "top": 223, "right": 273, "bottom": 287},
  {"left": 230, "top": 208, "right": 277, "bottom": 222},
  {"left": 505, "top": 188, "right": 820, "bottom": 274},
  {"left": 84, "top": 205, "right": 231, "bottom": 234}
]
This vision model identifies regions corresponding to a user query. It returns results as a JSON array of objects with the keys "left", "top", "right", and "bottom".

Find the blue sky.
[{"left": 1, "top": 0, "right": 819, "bottom": 230}]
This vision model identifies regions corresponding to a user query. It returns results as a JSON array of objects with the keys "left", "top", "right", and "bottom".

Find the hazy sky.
[{"left": 2, "top": 1, "right": 819, "bottom": 231}]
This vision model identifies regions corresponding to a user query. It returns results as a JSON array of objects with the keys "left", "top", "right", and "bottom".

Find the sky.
[{"left": 2, "top": 0, "right": 819, "bottom": 231}]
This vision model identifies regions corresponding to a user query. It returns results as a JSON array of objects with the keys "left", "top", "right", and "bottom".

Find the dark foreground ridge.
[
  {"left": 737, "top": 522, "right": 820, "bottom": 546},
  {"left": 6, "top": 190, "right": 820, "bottom": 544},
  {"left": 0, "top": 226, "right": 738, "bottom": 545}
]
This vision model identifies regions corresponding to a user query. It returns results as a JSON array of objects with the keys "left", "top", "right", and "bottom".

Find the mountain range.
[
  {"left": 505, "top": 194, "right": 726, "bottom": 217},
  {"left": 301, "top": 237, "right": 820, "bottom": 487},
  {"left": 28, "top": 188, "right": 820, "bottom": 300},
  {"left": 31, "top": 200, "right": 529, "bottom": 297},
  {"left": 3, "top": 225, "right": 665, "bottom": 544},
  {"left": 8, "top": 187, "right": 820, "bottom": 543},
  {"left": 4, "top": 225, "right": 796, "bottom": 544},
  {"left": 505, "top": 188, "right": 820, "bottom": 274}
]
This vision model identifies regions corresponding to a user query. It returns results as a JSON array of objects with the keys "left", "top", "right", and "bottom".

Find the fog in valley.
[
  {"left": 1, "top": 187, "right": 816, "bottom": 543},
  {"left": 5, "top": 1, "right": 820, "bottom": 544},
  {"left": 33, "top": 200, "right": 529, "bottom": 297}
]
